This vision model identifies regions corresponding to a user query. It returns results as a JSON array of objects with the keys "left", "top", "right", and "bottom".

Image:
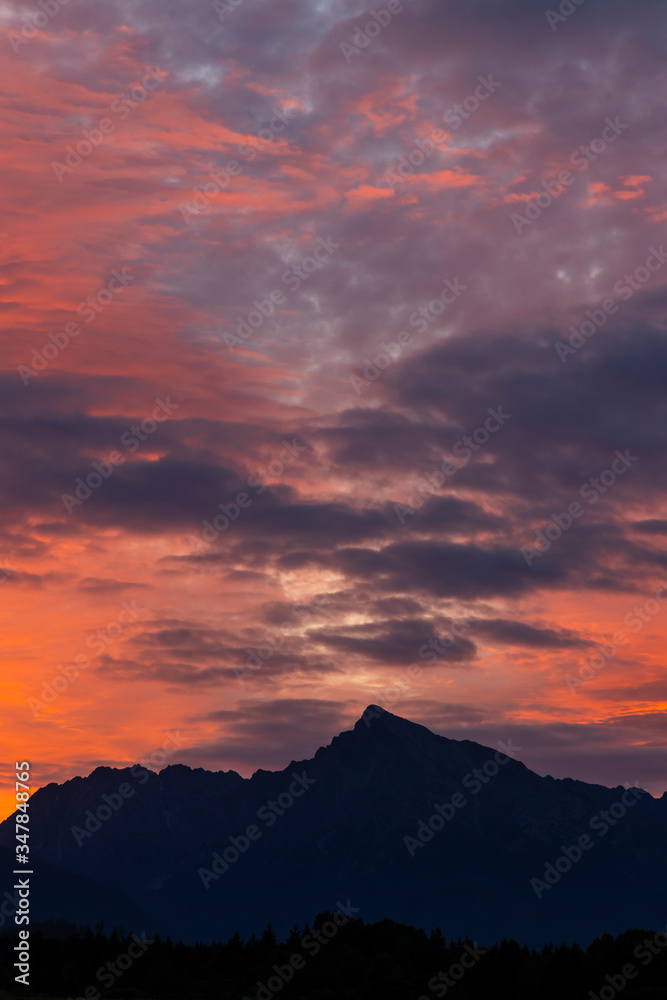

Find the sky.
[{"left": 1, "top": 0, "right": 667, "bottom": 820}]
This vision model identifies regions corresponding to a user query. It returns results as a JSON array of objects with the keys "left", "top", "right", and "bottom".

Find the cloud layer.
[{"left": 2, "top": 0, "right": 667, "bottom": 816}]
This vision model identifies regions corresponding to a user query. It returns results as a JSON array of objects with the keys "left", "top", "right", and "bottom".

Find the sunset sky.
[{"left": 2, "top": 0, "right": 667, "bottom": 820}]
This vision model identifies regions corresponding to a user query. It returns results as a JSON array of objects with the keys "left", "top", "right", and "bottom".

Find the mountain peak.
[
  {"left": 353, "top": 704, "right": 432, "bottom": 735},
  {"left": 358, "top": 703, "right": 387, "bottom": 720},
  {"left": 1, "top": 704, "right": 665, "bottom": 947},
  {"left": 353, "top": 703, "right": 407, "bottom": 732}
]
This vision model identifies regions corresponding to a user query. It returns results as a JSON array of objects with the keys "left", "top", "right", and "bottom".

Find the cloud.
[
  {"left": 470, "top": 618, "right": 587, "bottom": 649},
  {"left": 2, "top": 0, "right": 667, "bottom": 811},
  {"left": 309, "top": 617, "right": 477, "bottom": 665}
]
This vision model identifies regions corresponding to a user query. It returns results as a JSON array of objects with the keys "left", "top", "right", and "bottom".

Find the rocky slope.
[{"left": 1, "top": 706, "right": 665, "bottom": 944}]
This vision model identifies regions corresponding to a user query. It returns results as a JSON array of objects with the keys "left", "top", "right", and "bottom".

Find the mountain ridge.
[
  {"left": 2, "top": 705, "right": 665, "bottom": 945},
  {"left": 21, "top": 705, "right": 657, "bottom": 803}
]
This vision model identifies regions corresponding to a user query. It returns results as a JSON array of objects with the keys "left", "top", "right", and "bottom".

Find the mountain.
[
  {"left": 2, "top": 706, "right": 666, "bottom": 945},
  {"left": 0, "top": 846, "right": 166, "bottom": 937}
]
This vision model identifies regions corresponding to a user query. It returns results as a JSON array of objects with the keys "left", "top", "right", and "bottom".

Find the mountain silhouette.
[{"left": 2, "top": 706, "right": 665, "bottom": 944}]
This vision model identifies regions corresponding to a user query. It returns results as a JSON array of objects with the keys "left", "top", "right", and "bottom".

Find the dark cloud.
[
  {"left": 78, "top": 577, "right": 147, "bottom": 593},
  {"left": 97, "top": 619, "right": 342, "bottom": 687},
  {"left": 585, "top": 681, "right": 667, "bottom": 703},
  {"left": 309, "top": 617, "right": 477, "bottom": 665},
  {"left": 471, "top": 618, "right": 587, "bottom": 649},
  {"left": 328, "top": 539, "right": 565, "bottom": 597},
  {"left": 181, "top": 698, "right": 355, "bottom": 770},
  {"left": 633, "top": 520, "right": 667, "bottom": 535}
]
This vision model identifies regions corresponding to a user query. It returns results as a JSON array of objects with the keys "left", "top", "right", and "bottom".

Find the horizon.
[{"left": 2, "top": 704, "right": 660, "bottom": 824}]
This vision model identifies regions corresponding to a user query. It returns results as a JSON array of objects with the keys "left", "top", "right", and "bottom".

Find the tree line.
[{"left": 1, "top": 914, "right": 666, "bottom": 999}]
